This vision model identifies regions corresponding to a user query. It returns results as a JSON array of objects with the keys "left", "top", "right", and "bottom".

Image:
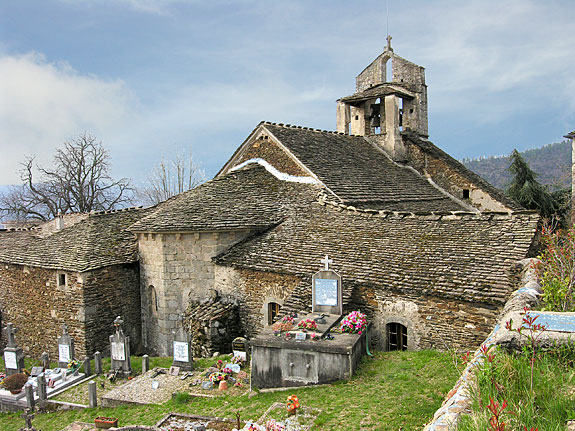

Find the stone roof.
[
  {"left": 215, "top": 201, "right": 540, "bottom": 305},
  {"left": 0, "top": 207, "right": 149, "bottom": 272},
  {"left": 262, "top": 123, "right": 466, "bottom": 212},
  {"left": 130, "top": 165, "right": 318, "bottom": 233},
  {"left": 404, "top": 134, "right": 523, "bottom": 211},
  {"left": 338, "top": 83, "right": 415, "bottom": 103}
]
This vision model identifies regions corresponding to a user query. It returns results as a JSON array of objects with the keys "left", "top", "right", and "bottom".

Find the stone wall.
[
  {"left": 215, "top": 266, "right": 302, "bottom": 337},
  {"left": 350, "top": 285, "right": 501, "bottom": 351},
  {"left": 232, "top": 134, "right": 309, "bottom": 176},
  {"left": 404, "top": 141, "right": 509, "bottom": 212},
  {"left": 0, "top": 262, "right": 140, "bottom": 359},
  {"left": 0, "top": 263, "right": 85, "bottom": 359},
  {"left": 83, "top": 263, "right": 142, "bottom": 356},
  {"left": 138, "top": 230, "right": 253, "bottom": 356}
]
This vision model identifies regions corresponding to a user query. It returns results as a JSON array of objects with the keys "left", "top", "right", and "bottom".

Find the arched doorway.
[
  {"left": 267, "top": 302, "right": 281, "bottom": 325},
  {"left": 387, "top": 322, "right": 407, "bottom": 351}
]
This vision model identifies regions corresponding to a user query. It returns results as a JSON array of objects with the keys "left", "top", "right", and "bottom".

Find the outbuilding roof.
[{"left": 0, "top": 207, "right": 148, "bottom": 272}]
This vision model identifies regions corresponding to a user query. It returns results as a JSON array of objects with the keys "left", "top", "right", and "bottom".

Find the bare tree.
[
  {"left": 138, "top": 152, "right": 205, "bottom": 205},
  {"left": 0, "top": 133, "right": 132, "bottom": 221}
]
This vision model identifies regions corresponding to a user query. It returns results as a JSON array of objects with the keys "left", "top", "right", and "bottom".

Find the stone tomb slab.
[
  {"left": 251, "top": 315, "right": 368, "bottom": 389},
  {"left": 0, "top": 369, "right": 86, "bottom": 412}
]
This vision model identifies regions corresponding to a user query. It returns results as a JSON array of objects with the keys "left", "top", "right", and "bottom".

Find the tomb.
[
  {"left": 109, "top": 316, "right": 131, "bottom": 378},
  {"left": 250, "top": 256, "right": 369, "bottom": 389},
  {"left": 171, "top": 314, "right": 193, "bottom": 372}
]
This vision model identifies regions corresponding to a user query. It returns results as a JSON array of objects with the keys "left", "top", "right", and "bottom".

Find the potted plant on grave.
[
  {"left": 296, "top": 318, "right": 317, "bottom": 332},
  {"left": 1, "top": 373, "right": 28, "bottom": 394},
  {"left": 94, "top": 416, "right": 119, "bottom": 429}
]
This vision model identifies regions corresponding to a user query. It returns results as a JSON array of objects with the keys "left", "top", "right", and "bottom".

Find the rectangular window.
[
  {"left": 58, "top": 273, "right": 66, "bottom": 286},
  {"left": 462, "top": 189, "right": 470, "bottom": 199},
  {"left": 268, "top": 302, "right": 281, "bottom": 325}
]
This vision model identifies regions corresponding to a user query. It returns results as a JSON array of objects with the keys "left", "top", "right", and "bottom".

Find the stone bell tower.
[{"left": 336, "top": 36, "right": 428, "bottom": 161}]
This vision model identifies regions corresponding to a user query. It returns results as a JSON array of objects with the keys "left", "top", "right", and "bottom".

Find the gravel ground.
[{"left": 102, "top": 370, "right": 190, "bottom": 405}]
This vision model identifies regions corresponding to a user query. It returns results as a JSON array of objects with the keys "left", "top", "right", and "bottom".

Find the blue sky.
[{"left": 0, "top": 0, "right": 574, "bottom": 187}]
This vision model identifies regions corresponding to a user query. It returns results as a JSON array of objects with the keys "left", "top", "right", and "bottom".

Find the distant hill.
[{"left": 462, "top": 141, "right": 571, "bottom": 191}]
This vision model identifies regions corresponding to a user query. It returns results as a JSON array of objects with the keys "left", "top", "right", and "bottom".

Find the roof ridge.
[
  {"left": 89, "top": 206, "right": 145, "bottom": 217},
  {"left": 261, "top": 121, "right": 353, "bottom": 137},
  {"left": 316, "top": 190, "right": 538, "bottom": 220}
]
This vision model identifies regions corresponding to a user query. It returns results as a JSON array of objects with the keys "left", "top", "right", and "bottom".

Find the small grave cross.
[
  {"left": 6, "top": 323, "right": 17, "bottom": 348},
  {"left": 320, "top": 255, "right": 333, "bottom": 271},
  {"left": 20, "top": 409, "right": 37, "bottom": 431},
  {"left": 62, "top": 323, "right": 68, "bottom": 335},
  {"left": 113, "top": 316, "right": 124, "bottom": 333}
]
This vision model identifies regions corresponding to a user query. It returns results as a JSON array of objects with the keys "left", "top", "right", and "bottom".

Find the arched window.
[
  {"left": 387, "top": 322, "right": 407, "bottom": 351},
  {"left": 149, "top": 286, "right": 159, "bottom": 315},
  {"left": 267, "top": 302, "right": 281, "bottom": 325}
]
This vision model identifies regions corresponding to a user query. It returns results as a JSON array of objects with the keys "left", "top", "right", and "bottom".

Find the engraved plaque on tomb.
[
  {"left": 58, "top": 344, "right": 70, "bottom": 363},
  {"left": 111, "top": 342, "right": 126, "bottom": 361},
  {"left": 173, "top": 341, "right": 189, "bottom": 363},
  {"left": 4, "top": 351, "right": 17, "bottom": 369},
  {"left": 232, "top": 337, "right": 249, "bottom": 362},
  {"left": 312, "top": 255, "right": 343, "bottom": 316}
]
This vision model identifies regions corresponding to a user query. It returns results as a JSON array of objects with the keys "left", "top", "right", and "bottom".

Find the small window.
[
  {"left": 150, "top": 286, "right": 159, "bottom": 315},
  {"left": 462, "top": 189, "right": 470, "bottom": 199},
  {"left": 267, "top": 302, "right": 281, "bottom": 325},
  {"left": 355, "top": 115, "right": 359, "bottom": 120},
  {"left": 57, "top": 273, "right": 67, "bottom": 286},
  {"left": 387, "top": 322, "right": 407, "bottom": 351}
]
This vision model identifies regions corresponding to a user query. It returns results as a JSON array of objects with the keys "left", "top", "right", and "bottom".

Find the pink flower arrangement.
[
  {"left": 339, "top": 310, "right": 367, "bottom": 334},
  {"left": 297, "top": 318, "right": 318, "bottom": 331},
  {"left": 310, "top": 333, "right": 320, "bottom": 341}
]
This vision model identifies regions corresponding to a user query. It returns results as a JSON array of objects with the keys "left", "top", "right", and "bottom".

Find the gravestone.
[
  {"left": 232, "top": 337, "right": 249, "bottom": 363},
  {"left": 94, "top": 351, "right": 102, "bottom": 374},
  {"left": 171, "top": 315, "right": 193, "bottom": 372},
  {"left": 37, "top": 373, "right": 47, "bottom": 410},
  {"left": 20, "top": 409, "right": 38, "bottom": 431},
  {"left": 3, "top": 323, "right": 25, "bottom": 376},
  {"left": 40, "top": 352, "right": 50, "bottom": 370},
  {"left": 109, "top": 316, "right": 131, "bottom": 377},
  {"left": 312, "top": 255, "right": 343, "bottom": 316},
  {"left": 57, "top": 323, "right": 75, "bottom": 368}
]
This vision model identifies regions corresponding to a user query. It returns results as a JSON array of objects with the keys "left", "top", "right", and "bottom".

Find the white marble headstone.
[
  {"left": 4, "top": 351, "right": 17, "bottom": 369},
  {"left": 173, "top": 341, "right": 189, "bottom": 362},
  {"left": 111, "top": 342, "right": 126, "bottom": 361},
  {"left": 58, "top": 344, "right": 70, "bottom": 363}
]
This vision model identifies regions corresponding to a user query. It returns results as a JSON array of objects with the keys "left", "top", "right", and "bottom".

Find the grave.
[
  {"left": 250, "top": 255, "right": 369, "bottom": 389},
  {"left": 109, "top": 316, "right": 131, "bottom": 378},
  {"left": 3, "top": 323, "right": 25, "bottom": 376},
  {"left": 57, "top": 323, "right": 75, "bottom": 369},
  {"left": 172, "top": 315, "right": 193, "bottom": 372}
]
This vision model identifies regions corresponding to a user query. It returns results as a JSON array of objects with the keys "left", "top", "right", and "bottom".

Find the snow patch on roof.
[{"left": 230, "top": 158, "right": 319, "bottom": 184}]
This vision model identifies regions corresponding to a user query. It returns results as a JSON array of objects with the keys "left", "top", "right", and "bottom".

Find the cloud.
[{"left": 0, "top": 52, "right": 137, "bottom": 184}]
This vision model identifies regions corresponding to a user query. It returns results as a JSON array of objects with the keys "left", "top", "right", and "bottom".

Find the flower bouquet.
[
  {"left": 272, "top": 315, "right": 295, "bottom": 332},
  {"left": 339, "top": 310, "right": 367, "bottom": 334},
  {"left": 209, "top": 371, "right": 228, "bottom": 383},
  {"left": 286, "top": 394, "right": 300, "bottom": 415},
  {"left": 296, "top": 318, "right": 317, "bottom": 332}
]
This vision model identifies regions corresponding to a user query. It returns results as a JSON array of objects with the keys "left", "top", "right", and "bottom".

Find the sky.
[{"left": 0, "top": 0, "right": 574, "bottom": 187}]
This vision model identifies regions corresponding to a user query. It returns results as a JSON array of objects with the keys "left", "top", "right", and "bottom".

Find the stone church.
[{"left": 0, "top": 42, "right": 540, "bottom": 360}]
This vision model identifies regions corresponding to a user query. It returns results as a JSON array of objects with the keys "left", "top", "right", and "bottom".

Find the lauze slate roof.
[
  {"left": 0, "top": 207, "right": 149, "bottom": 272},
  {"left": 261, "top": 123, "right": 466, "bottom": 212},
  {"left": 215, "top": 199, "right": 540, "bottom": 304},
  {"left": 129, "top": 165, "right": 318, "bottom": 233}
]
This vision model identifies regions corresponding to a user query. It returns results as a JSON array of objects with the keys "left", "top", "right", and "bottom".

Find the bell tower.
[{"left": 336, "top": 36, "right": 428, "bottom": 161}]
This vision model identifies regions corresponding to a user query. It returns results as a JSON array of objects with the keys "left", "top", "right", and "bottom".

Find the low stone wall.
[{"left": 423, "top": 258, "right": 542, "bottom": 430}]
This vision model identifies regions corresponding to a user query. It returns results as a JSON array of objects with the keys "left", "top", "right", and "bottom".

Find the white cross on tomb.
[{"left": 320, "top": 255, "right": 333, "bottom": 271}]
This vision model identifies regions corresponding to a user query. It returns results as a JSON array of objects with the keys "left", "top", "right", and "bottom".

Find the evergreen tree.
[{"left": 507, "top": 149, "right": 557, "bottom": 218}]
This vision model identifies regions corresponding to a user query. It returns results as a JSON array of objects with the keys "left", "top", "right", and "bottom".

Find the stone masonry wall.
[
  {"left": 83, "top": 263, "right": 142, "bottom": 356},
  {"left": 214, "top": 266, "right": 302, "bottom": 338},
  {"left": 138, "top": 230, "right": 253, "bottom": 356},
  {"left": 0, "top": 262, "right": 141, "bottom": 360},
  {"left": 404, "top": 141, "right": 508, "bottom": 212},
  {"left": 235, "top": 135, "right": 308, "bottom": 176},
  {"left": 350, "top": 284, "right": 501, "bottom": 351},
  {"left": 0, "top": 263, "right": 85, "bottom": 359}
]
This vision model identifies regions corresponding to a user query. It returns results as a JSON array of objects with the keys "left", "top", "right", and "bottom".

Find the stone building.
[
  {"left": 0, "top": 42, "right": 540, "bottom": 358},
  {"left": 0, "top": 208, "right": 148, "bottom": 358}
]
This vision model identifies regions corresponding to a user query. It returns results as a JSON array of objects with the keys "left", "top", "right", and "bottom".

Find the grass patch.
[
  {"left": 0, "top": 350, "right": 458, "bottom": 431},
  {"left": 458, "top": 345, "right": 575, "bottom": 431}
]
